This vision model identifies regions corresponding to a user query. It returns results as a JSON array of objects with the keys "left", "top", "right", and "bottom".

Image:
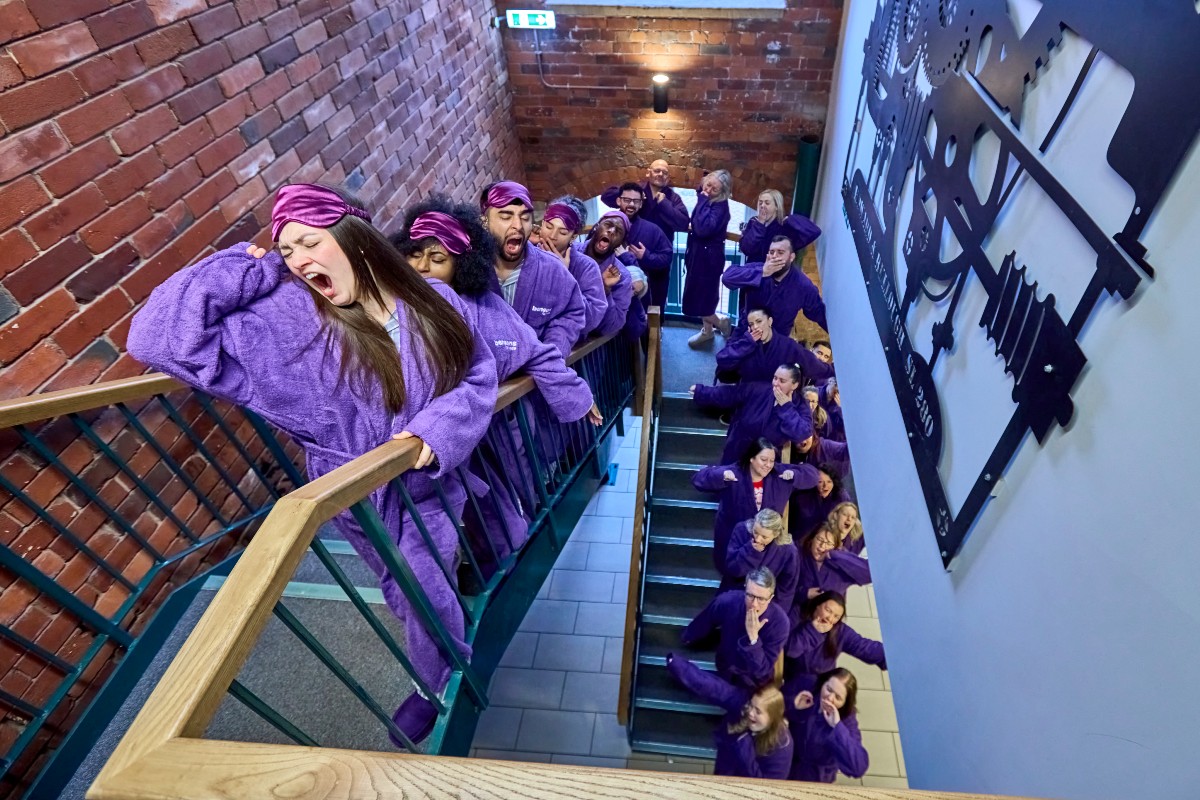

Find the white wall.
[{"left": 813, "top": 3, "right": 1200, "bottom": 798}]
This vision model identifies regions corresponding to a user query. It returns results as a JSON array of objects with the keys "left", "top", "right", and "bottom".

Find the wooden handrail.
[{"left": 617, "top": 308, "right": 661, "bottom": 725}]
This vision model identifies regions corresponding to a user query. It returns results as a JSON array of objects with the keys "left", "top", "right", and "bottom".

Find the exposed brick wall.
[
  {"left": 496, "top": 0, "right": 841, "bottom": 207},
  {"left": 0, "top": 0, "right": 526, "bottom": 400}
]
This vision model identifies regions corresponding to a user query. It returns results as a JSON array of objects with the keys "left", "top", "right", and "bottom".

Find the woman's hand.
[
  {"left": 723, "top": 469, "right": 737, "bottom": 482},
  {"left": 794, "top": 690, "right": 814, "bottom": 711},
  {"left": 820, "top": 697, "right": 841, "bottom": 727},
  {"left": 773, "top": 385, "right": 793, "bottom": 406},
  {"left": 246, "top": 244, "right": 267, "bottom": 259},
  {"left": 392, "top": 431, "right": 434, "bottom": 469},
  {"left": 780, "top": 469, "right": 794, "bottom": 480},
  {"left": 587, "top": 403, "right": 603, "bottom": 427}
]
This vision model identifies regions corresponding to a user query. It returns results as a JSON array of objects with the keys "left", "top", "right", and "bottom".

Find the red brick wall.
[
  {"left": 497, "top": 0, "right": 842, "bottom": 207},
  {"left": 0, "top": 0, "right": 526, "bottom": 400}
]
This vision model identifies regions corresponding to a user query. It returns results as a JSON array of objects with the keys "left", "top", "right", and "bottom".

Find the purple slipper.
[{"left": 389, "top": 692, "right": 438, "bottom": 748}]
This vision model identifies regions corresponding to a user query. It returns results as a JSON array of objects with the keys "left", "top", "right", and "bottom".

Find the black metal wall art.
[{"left": 841, "top": 0, "right": 1200, "bottom": 566}]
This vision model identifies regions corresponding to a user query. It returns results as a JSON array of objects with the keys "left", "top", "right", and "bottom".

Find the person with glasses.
[
  {"left": 680, "top": 567, "right": 790, "bottom": 690},
  {"left": 600, "top": 158, "right": 691, "bottom": 240},
  {"left": 607, "top": 182, "right": 674, "bottom": 310},
  {"left": 793, "top": 522, "right": 872, "bottom": 627}
]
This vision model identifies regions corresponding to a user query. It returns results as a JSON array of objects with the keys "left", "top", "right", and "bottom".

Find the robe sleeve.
[
  {"left": 692, "top": 464, "right": 735, "bottom": 493},
  {"left": 127, "top": 244, "right": 289, "bottom": 409},
  {"left": 724, "top": 522, "right": 766, "bottom": 581},
  {"left": 781, "top": 463, "right": 820, "bottom": 490},
  {"left": 773, "top": 397, "right": 814, "bottom": 443},
  {"left": 599, "top": 185, "right": 620, "bottom": 208},
  {"left": 568, "top": 250, "right": 610, "bottom": 336},
  {"left": 681, "top": 593, "right": 721, "bottom": 646},
  {"left": 839, "top": 621, "right": 887, "bottom": 669},
  {"left": 595, "top": 266, "right": 633, "bottom": 337},
  {"left": 399, "top": 288, "right": 499, "bottom": 477},
  {"left": 739, "top": 219, "right": 771, "bottom": 262},
  {"left": 792, "top": 340, "right": 836, "bottom": 381},
  {"left": 667, "top": 654, "right": 748, "bottom": 715},
  {"left": 786, "top": 620, "right": 825, "bottom": 660},
  {"left": 828, "top": 714, "right": 870, "bottom": 778},
  {"left": 715, "top": 334, "right": 756, "bottom": 374},
  {"left": 635, "top": 223, "right": 674, "bottom": 272},
  {"left": 826, "top": 550, "right": 872, "bottom": 586},
  {"left": 519, "top": 333, "right": 596, "bottom": 423},
  {"left": 659, "top": 189, "right": 691, "bottom": 233},
  {"left": 722, "top": 260, "right": 766, "bottom": 290},
  {"left": 691, "top": 194, "right": 728, "bottom": 238},
  {"left": 543, "top": 277, "right": 587, "bottom": 360},
  {"left": 693, "top": 383, "right": 742, "bottom": 411},
  {"left": 796, "top": 272, "right": 828, "bottom": 331}
]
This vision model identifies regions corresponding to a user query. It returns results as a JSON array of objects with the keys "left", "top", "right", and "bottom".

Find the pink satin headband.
[
  {"left": 482, "top": 181, "right": 533, "bottom": 211},
  {"left": 409, "top": 211, "right": 472, "bottom": 255},
  {"left": 543, "top": 203, "right": 582, "bottom": 233},
  {"left": 271, "top": 183, "right": 372, "bottom": 241}
]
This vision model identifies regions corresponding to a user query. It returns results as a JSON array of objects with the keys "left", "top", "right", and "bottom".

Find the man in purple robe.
[
  {"left": 723, "top": 216, "right": 826, "bottom": 336},
  {"left": 603, "top": 182, "right": 675, "bottom": 309},
  {"left": 580, "top": 209, "right": 635, "bottom": 337},
  {"left": 601, "top": 158, "right": 690, "bottom": 240},
  {"left": 481, "top": 180, "right": 586, "bottom": 358}
]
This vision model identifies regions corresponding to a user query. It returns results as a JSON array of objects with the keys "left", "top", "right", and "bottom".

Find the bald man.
[{"left": 601, "top": 159, "right": 690, "bottom": 240}]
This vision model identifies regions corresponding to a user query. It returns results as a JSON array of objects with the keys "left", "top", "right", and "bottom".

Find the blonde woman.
[
  {"left": 683, "top": 169, "right": 733, "bottom": 346},
  {"left": 722, "top": 508, "right": 800, "bottom": 614},
  {"left": 828, "top": 501, "right": 865, "bottom": 555},
  {"left": 739, "top": 188, "right": 787, "bottom": 263}
]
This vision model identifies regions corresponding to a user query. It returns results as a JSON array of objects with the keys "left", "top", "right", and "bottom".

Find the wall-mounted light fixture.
[{"left": 652, "top": 74, "right": 670, "bottom": 113}]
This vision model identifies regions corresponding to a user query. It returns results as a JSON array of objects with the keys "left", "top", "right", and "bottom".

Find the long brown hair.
[
  {"left": 728, "top": 685, "right": 789, "bottom": 757},
  {"left": 801, "top": 590, "right": 847, "bottom": 659},
  {"left": 815, "top": 667, "right": 859, "bottom": 719},
  {"left": 298, "top": 187, "right": 473, "bottom": 413}
]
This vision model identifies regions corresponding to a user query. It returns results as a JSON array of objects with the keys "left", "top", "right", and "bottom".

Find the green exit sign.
[{"left": 506, "top": 9, "right": 556, "bottom": 29}]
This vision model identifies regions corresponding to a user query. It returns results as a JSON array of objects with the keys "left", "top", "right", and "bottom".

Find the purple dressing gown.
[
  {"left": 791, "top": 437, "right": 851, "bottom": 481},
  {"left": 667, "top": 656, "right": 794, "bottom": 780},
  {"left": 692, "top": 462, "right": 818, "bottom": 573},
  {"left": 789, "top": 486, "right": 851, "bottom": 540},
  {"left": 784, "top": 698, "right": 869, "bottom": 782},
  {"left": 591, "top": 252, "right": 634, "bottom": 338},
  {"left": 681, "top": 589, "right": 789, "bottom": 690},
  {"left": 784, "top": 620, "right": 886, "bottom": 689},
  {"left": 494, "top": 242, "right": 587, "bottom": 359},
  {"left": 692, "top": 382, "right": 814, "bottom": 464},
  {"left": 722, "top": 520, "right": 800, "bottom": 613},
  {"left": 602, "top": 181, "right": 690, "bottom": 239},
  {"left": 818, "top": 382, "right": 847, "bottom": 441},
  {"left": 681, "top": 192, "right": 731, "bottom": 317},
  {"left": 622, "top": 216, "right": 674, "bottom": 310},
  {"left": 127, "top": 245, "right": 497, "bottom": 693},
  {"left": 792, "top": 548, "right": 872, "bottom": 627},
  {"left": 738, "top": 218, "right": 785, "bottom": 264},
  {"left": 565, "top": 244, "right": 608, "bottom": 337},
  {"left": 715, "top": 331, "right": 835, "bottom": 385},
  {"left": 723, "top": 261, "right": 827, "bottom": 334}
]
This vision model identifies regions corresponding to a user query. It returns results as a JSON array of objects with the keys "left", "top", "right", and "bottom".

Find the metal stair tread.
[
  {"left": 644, "top": 573, "right": 720, "bottom": 589},
  {"left": 647, "top": 534, "right": 711, "bottom": 548}
]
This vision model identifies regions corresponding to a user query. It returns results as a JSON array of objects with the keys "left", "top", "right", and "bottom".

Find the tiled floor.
[{"left": 470, "top": 411, "right": 908, "bottom": 785}]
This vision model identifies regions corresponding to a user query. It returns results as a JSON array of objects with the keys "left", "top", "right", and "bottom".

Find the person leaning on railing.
[{"left": 127, "top": 183, "right": 498, "bottom": 746}]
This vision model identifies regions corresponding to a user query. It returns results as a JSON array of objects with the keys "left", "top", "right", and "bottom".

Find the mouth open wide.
[{"left": 305, "top": 271, "right": 337, "bottom": 298}]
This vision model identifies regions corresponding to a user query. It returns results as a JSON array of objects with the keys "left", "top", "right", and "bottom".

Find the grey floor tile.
[
  {"left": 574, "top": 602, "right": 627, "bottom": 637},
  {"left": 586, "top": 542, "right": 633, "bottom": 572},
  {"left": 516, "top": 709, "right": 596, "bottom": 755},
  {"left": 518, "top": 599, "right": 579, "bottom": 634},
  {"left": 591, "top": 712, "right": 632, "bottom": 758},
  {"left": 595, "top": 491, "right": 636, "bottom": 517},
  {"left": 533, "top": 633, "right": 606, "bottom": 672},
  {"left": 601, "top": 637, "right": 624, "bottom": 673},
  {"left": 499, "top": 631, "right": 539, "bottom": 668},
  {"left": 571, "top": 515, "right": 623, "bottom": 543},
  {"left": 473, "top": 748, "right": 554, "bottom": 764},
  {"left": 621, "top": 518, "right": 634, "bottom": 544},
  {"left": 548, "top": 569, "right": 615, "bottom": 602},
  {"left": 552, "top": 754, "right": 627, "bottom": 768},
  {"left": 610, "top": 573, "right": 631, "bottom": 603},
  {"left": 488, "top": 667, "right": 565, "bottom": 709},
  {"left": 560, "top": 671, "right": 620, "bottom": 713},
  {"left": 472, "top": 706, "right": 523, "bottom": 750},
  {"left": 554, "top": 540, "right": 590, "bottom": 570}
]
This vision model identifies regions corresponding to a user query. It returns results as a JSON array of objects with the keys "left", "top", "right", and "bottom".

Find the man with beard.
[
  {"left": 603, "top": 159, "right": 691, "bottom": 240},
  {"left": 537, "top": 195, "right": 608, "bottom": 338},
  {"left": 722, "top": 222, "right": 826, "bottom": 338},
  {"left": 481, "top": 180, "right": 586, "bottom": 358},
  {"left": 606, "top": 182, "right": 675, "bottom": 310},
  {"left": 580, "top": 210, "right": 635, "bottom": 337}
]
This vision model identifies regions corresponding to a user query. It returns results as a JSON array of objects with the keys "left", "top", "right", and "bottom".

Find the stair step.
[
  {"left": 641, "top": 580, "right": 716, "bottom": 623},
  {"left": 647, "top": 504, "right": 715, "bottom": 543},
  {"left": 635, "top": 662, "right": 724, "bottom": 715},
  {"left": 659, "top": 395, "right": 727, "bottom": 433},
  {"left": 630, "top": 707, "right": 719, "bottom": 759},
  {"left": 650, "top": 464, "right": 709, "bottom": 504},
  {"left": 655, "top": 429, "right": 726, "bottom": 468},
  {"left": 645, "top": 542, "right": 720, "bottom": 584},
  {"left": 637, "top": 621, "right": 716, "bottom": 668}
]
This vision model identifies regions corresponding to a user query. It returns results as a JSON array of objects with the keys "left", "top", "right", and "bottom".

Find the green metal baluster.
[{"left": 226, "top": 679, "right": 319, "bottom": 746}]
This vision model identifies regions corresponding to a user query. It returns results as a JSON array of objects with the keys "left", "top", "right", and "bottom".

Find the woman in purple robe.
[
  {"left": 666, "top": 654, "right": 793, "bottom": 780},
  {"left": 682, "top": 169, "right": 733, "bottom": 348},
  {"left": 819, "top": 377, "right": 846, "bottom": 441},
  {"left": 537, "top": 195, "right": 609, "bottom": 338},
  {"left": 738, "top": 189, "right": 787, "bottom": 264},
  {"left": 692, "top": 437, "right": 818, "bottom": 573},
  {"left": 789, "top": 463, "right": 852, "bottom": 539},
  {"left": 722, "top": 509, "right": 800, "bottom": 614},
  {"left": 784, "top": 591, "right": 885, "bottom": 694},
  {"left": 828, "top": 501, "right": 865, "bottom": 556},
  {"left": 691, "top": 364, "right": 813, "bottom": 464},
  {"left": 790, "top": 432, "right": 851, "bottom": 481},
  {"left": 390, "top": 197, "right": 601, "bottom": 561},
  {"left": 793, "top": 522, "right": 871, "bottom": 618},
  {"left": 128, "top": 184, "right": 497, "bottom": 744},
  {"left": 715, "top": 308, "right": 835, "bottom": 384},
  {"left": 786, "top": 667, "right": 870, "bottom": 783}
]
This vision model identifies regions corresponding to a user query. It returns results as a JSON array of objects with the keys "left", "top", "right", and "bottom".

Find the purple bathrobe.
[
  {"left": 791, "top": 436, "right": 850, "bottom": 481},
  {"left": 681, "top": 192, "right": 731, "bottom": 317},
  {"left": 681, "top": 589, "right": 789, "bottom": 690},
  {"left": 790, "top": 486, "right": 851, "bottom": 540},
  {"left": 565, "top": 244, "right": 608, "bottom": 337},
  {"left": 715, "top": 331, "right": 836, "bottom": 385},
  {"left": 693, "top": 382, "right": 814, "bottom": 465},
  {"left": 693, "top": 462, "right": 818, "bottom": 574},
  {"left": 494, "top": 242, "right": 587, "bottom": 359},
  {"left": 602, "top": 181, "right": 690, "bottom": 239},
  {"left": 621, "top": 216, "right": 674, "bottom": 310},
  {"left": 591, "top": 251, "right": 634, "bottom": 338},
  {"left": 738, "top": 218, "right": 786, "bottom": 264},
  {"left": 785, "top": 697, "right": 869, "bottom": 782},
  {"left": 793, "top": 549, "right": 872, "bottom": 626},
  {"left": 723, "top": 262, "right": 827, "bottom": 335},
  {"left": 818, "top": 382, "right": 846, "bottom": 441},
  {"left": 667, "top": 656, "right": 794, "bottom": 780},
  {"left": 128, "top": 245, "right": 497, "bottom": 693},
  {"left": 722, "top": 521, "right": 799, "bottom": 614},
  {"left": 784, "top": 620, "right": 886, "bottom": 690}
]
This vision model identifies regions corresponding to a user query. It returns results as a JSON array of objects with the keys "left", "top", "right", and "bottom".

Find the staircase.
[{"left": 629, "top": 392, "right": 729, "bottom": 758}]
